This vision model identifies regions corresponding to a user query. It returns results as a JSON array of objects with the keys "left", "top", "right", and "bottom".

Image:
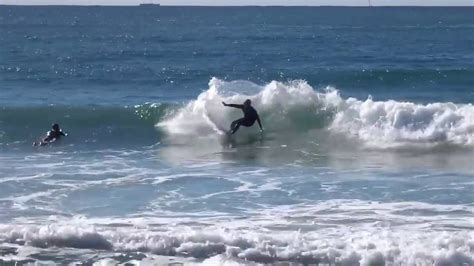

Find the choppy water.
[{"left": 0, "top": 6, "right": 473, "bottom": 265}]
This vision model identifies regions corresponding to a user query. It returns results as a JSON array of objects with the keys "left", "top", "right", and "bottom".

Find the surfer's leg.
[
  {"left": 230, "top": 118, "right": 244, "bottom": 134},
  {"left": 231, "top": 123, "right": 241, "bottom": 134},
  {"left": 230, "top": 120, "right": 237, "bottom": 131},
  {"left": 230, "top": 118, "right": 241, "bottom": 131}
]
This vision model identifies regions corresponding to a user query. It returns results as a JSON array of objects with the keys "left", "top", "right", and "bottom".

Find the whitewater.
[{"left": 159, "top": 78, "right": 474, "bottom": 148}]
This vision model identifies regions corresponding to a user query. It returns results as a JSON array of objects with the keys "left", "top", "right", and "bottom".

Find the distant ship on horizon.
[{"left": 139, "top": 2, "right": 160, "bottom": 6}]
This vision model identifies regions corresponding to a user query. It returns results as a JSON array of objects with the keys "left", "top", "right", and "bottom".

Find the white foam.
[
  {"left": 331, "top": 96, "right": 474, "bottom": 148},
  {"left": 1, "top": 222, "right": 473, "bottom": 265},
  {"left": 157, "top": 78, "right": 338, "bottom": 138},
  {"left": 1, "top": 201, "right": 473, "bottom": 264},
  {"left": 157, "top": 78, "right": 474, "bottom": 149}
]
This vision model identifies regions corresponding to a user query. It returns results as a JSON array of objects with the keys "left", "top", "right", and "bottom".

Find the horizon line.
[{"left": 1, "top": 4, "right": 473, "bottom": 7}]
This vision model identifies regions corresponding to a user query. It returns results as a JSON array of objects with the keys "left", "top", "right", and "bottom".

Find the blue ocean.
[{"left": 1, "top": 6, "right": 473, "bottom": 265}]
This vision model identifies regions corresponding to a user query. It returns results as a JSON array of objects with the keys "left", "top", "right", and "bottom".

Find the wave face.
[
  {"left": 158, "top": 78, "right": 474, "bottom": 149},
  {"left": 0, "top": 104, "right": 171, "bottom": 149}
]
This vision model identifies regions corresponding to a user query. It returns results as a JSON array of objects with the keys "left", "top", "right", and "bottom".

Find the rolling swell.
[{"left": 0, "top": 104, "right": 174, "bottom": 148}]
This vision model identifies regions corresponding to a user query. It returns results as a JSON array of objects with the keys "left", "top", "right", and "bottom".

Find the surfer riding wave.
[{"left": 222, "top": 99, "right": 263, "bottom": 134}]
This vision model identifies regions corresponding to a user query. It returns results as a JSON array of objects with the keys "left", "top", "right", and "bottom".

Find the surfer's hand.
[{"left": 222, "top": 102, "right": 227, "bottom": 106}]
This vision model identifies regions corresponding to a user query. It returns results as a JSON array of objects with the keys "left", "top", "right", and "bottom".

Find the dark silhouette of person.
[
  {"left": 222, "top": 99, "right": 263, "bottom": 134},
  {"left": 34, "top": 123, "right": 67, "bottom": 146}
]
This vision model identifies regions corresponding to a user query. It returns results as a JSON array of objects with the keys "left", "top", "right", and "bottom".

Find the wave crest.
[
  {"left": 158, "top": 78, "right": 474, "bottom": 148},
  {"left": 331, "top": 97, "right": 474, "bottom": 148}
]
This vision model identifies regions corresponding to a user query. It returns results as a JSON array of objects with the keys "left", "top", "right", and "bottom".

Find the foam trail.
[{"left": 158, "top": 78, "right": 474, "bottom": 148}]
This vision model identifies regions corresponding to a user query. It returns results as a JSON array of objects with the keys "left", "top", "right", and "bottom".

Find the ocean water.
[{"left": 0, "top": 6, "right": 474, "bottom": 265}]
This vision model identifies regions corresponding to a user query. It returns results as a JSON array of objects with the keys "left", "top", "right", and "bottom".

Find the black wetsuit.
[{"left": 226, "top": 104, "right": 261, "bottom": 134}]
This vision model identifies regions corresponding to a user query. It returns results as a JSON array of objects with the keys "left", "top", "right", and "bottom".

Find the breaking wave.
[
  {"left": 158, "top": 78, "right": 474, "bottom": 149},
  {"left": 1, "top": 78, "right": 472, "bottom": 150}
]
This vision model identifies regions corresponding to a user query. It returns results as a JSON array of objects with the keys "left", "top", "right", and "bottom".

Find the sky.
[{"left": 3, "top": 0, "right": 474, "bottom": 5}]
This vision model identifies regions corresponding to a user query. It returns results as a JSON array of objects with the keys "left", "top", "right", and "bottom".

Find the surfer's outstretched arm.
[{"left": 222, "top": 102, "right": 243, "bottom": 109}]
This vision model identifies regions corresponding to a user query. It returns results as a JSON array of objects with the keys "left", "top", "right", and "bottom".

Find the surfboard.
[{"left": 33, "top": 140, "right": 51, "bottom": 147}]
